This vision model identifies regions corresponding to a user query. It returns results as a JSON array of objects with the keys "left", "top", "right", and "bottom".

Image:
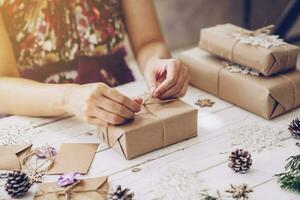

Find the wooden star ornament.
[
  {"left": 195, "top": 98, "right": 215, "bottom": 107},
  {"left": 27, "top": 171, "right": 45, "bottom": 184}
]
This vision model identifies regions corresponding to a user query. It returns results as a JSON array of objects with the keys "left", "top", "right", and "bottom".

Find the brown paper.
[
  {"left": 34, "top": 176, "right": 108, "bottom": 200},
  {"left": 48, "top": 143, "right": 98, "bottom": 175},
  {"left": 98, "top": 99, "right": 198, "bottom": 160},
  {"left": 0, "top": 144, "right": 32, "bottom": 170},
  {"left": 179, "top": 48, "right": 300, "bottom": 120},
  {"left": 199, "top": 24, "right": 299, "bottom": 76}
]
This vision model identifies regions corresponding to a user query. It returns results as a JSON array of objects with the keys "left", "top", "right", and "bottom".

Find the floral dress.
[{"left": 0, "top": 0, "right": 134, "bottom": 86}]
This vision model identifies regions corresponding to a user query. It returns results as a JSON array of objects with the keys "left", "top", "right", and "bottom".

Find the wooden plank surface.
[{"left": 0, "top": 80, "right": 299, "bottom": 200}]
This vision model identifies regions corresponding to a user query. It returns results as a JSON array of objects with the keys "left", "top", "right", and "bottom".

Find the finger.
[
  {"left": 91, "top": 106, "right": 127, "bottom": 125},
  {"left": 94, "top": 96, "right": 134, "bottom": 119},
  {"left": 160, "top": 66, "right": 187, "bottom": 99},
  {"left": 144, "top": 60, "right": 159, "bottom": 94},
  {"left": 86, "top": 116, "right": 112, "bottom": 128},
  {"left": 102, "top": 88, "right": 141, "bottom": 112},
  {"left": 175, "top": 73, "right": 189, "bottom": 97},
  {"left": 148, "top": 72, "right": 158, "bottom": 94},
  {"left": 132, "top": 97, "right": 143, "bottom": 105},
  {"left": 153, "top": 60, "right": 179, "bottom": 98}
]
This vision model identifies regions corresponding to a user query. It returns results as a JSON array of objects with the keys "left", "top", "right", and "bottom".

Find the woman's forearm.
[
  {"left": 122, "top": 0, "right": 171, "bottom": 73},
  {"left": 0, "top": 77, "right": 74, "bottom": 117},
  {"left": 136, "top": 41, "right": 171, "bottom": 73},
  {"left": 0, "top": 77, "right": 143, "bottom": 127}
]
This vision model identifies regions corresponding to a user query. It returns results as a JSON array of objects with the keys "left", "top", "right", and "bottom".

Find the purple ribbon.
[{"left": 57, "top": 172, "right": 81, "bottom": 187}]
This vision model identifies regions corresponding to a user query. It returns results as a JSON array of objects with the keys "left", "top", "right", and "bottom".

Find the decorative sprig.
[
  {"left": 276, "top": 154, "right": 300, "bottom": 193},
  {"left": 200, "top": 190, "right": 222, "bottom": 200}
]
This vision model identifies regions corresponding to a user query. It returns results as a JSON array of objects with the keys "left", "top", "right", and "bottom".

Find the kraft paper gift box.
[
  {"left": 97, "top": 98, "right": 198, "bottom": 160},
  {"left": 199, "top": 24, "right": 299, "bottom": 76},
  {"left": 179, "top": 48, "right": 300, "bottom": 120},
  {"left": 0, "top": 144, "right": 32, "bottom": 170},
  {"left": 34, "top": 177, "right": 108, "bottom": 200}
]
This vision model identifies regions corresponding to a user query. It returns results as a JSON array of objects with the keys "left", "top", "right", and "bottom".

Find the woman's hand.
[
  {"left": 64, "top": 83, "right": 142, "bottom": 127},
  {"left": 144, "top": 58, "right": 189, "bottom": 99}
]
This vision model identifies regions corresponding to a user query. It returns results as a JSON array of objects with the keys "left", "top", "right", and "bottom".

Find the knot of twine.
[
  {"left": 141, "top": 92, "right": 176, "bottom": 106},
  {"left": 36, "top": 180, "right": 105, "bottom": 200},
  {"left": 246, "top": 25, "right": 274, "bottom": 36},
  {"left": 232, "top": 25, "right": 286, "bottom": 49}
]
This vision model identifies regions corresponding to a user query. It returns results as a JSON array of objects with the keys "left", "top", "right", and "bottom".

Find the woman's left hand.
[{"left": 144, "top": 58, "right": 189, "bottom": 99}]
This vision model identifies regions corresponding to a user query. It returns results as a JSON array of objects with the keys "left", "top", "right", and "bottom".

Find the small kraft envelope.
[
  {"left": 48, "top": 143, "right": 99, "bottom": 175},
  {"left": 34, "top": 177, "right": 108, "bottom": 200},
  {"left": 0, "top": 144, "right": 32, "bottom": 170}
]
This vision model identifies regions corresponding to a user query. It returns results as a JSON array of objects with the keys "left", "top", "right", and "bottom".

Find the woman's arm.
[
  {"left": 0, "top": 11, "right": 19, "bottom": 77},
  {"left": 0, "top": 77, "right": 68, "bottom": 116},
  {"left": 0, "top": 77, "right": 142, "bottom": 127},
  {"left": 123, "top": 0, "right": 189, "bottom": 99},
  {"left": 0, "top": 12, "right": 69, "bottom": 117},
  {"left": 0, "top": 12, "right": 141, "bottom": 126},
  {"left": 121, "top": 0, "right": 170, "bottom": 71}
]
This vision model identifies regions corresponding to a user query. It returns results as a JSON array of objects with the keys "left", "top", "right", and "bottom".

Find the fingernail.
[{"left": 154, "top": 92, "right": 160, "bottom": 97}]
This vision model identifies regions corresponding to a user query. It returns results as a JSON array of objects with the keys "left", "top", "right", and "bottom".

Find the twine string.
[
  {"left": 21, "top": 145, "right": 55, "bottom": 174},
  {"left": 35, "top": 180, "right": 106, "bottom": 200}
]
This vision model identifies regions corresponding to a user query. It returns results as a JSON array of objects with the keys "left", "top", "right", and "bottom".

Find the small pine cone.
[
  {"left": 109, "top": 185, "right": 134, "bottom": 200},
  {"left": 5, "top": 171, "right": 32, "bottom": 198},
  {"left": 288, "top": 117, "right": 300, "bottom": 139},
  {"left": 228, "top": 149, "right": 252, "bottom": 173}
]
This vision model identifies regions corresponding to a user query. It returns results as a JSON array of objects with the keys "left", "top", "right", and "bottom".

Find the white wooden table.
[{"left": 1, "top": 78, "right": 300, "bottom": 199}]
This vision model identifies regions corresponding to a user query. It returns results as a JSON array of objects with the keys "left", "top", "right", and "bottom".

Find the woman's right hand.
[{"left": 64, "top": 83, "right": 142, "bottom": 127}]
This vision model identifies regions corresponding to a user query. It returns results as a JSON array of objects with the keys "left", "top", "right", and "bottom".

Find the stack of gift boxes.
[
  {"left": 97, "top": 24, "right": 300, "bottom": 160},
  {"left": 179, "top": 24, "right": 300, "bottom": 120}
]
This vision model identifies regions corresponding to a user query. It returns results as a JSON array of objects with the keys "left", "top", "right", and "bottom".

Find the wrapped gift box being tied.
[
  {"left": 97, "top": 98, "right": 198, "bottom": 159},
  {"left": 179, "top": 48, "right": 300, "bottom": 120},
  {"left": 199, "top": 24, "right": 299, "bottom": 76}
]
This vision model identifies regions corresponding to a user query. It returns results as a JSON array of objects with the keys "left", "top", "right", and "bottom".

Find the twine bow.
[
  {"left": 243, "top": 25, "right": 274, "bottom": 36},
  {"left": 35, "top": 180, "right": 106, "bottom": 200},
  {"left": 227, "top": 24, "right": 287, "bottom": 67},
  {"left": 141, "top": 92, "right": 177, "bottom": 106},
  {"left": 232, "top": 24, "right": 285, "bottom": 49}
]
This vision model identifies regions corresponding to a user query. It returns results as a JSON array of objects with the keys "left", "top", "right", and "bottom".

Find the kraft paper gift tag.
[
  {"left": 34, "top": 176, "right": 108, "bottom": 200},
  {"left": 0, "top": 144, "right": 32, "bottom": 170},
  {"left": 48, "top": 143, "right": 99, "bottom": 175}
]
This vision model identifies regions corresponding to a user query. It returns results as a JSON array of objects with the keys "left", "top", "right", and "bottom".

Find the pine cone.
[
  {"left": 109, "top": 185, "right": 134, "bottom": 200},
  {"left": 228, "top": 149, "right": 252, "bottom": 173},
  {"left": 288, "top": 117, "right": 300, "bottom": 139},
  {"left": 5, "top": 171, "right": 32, "bottom": 198}
]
